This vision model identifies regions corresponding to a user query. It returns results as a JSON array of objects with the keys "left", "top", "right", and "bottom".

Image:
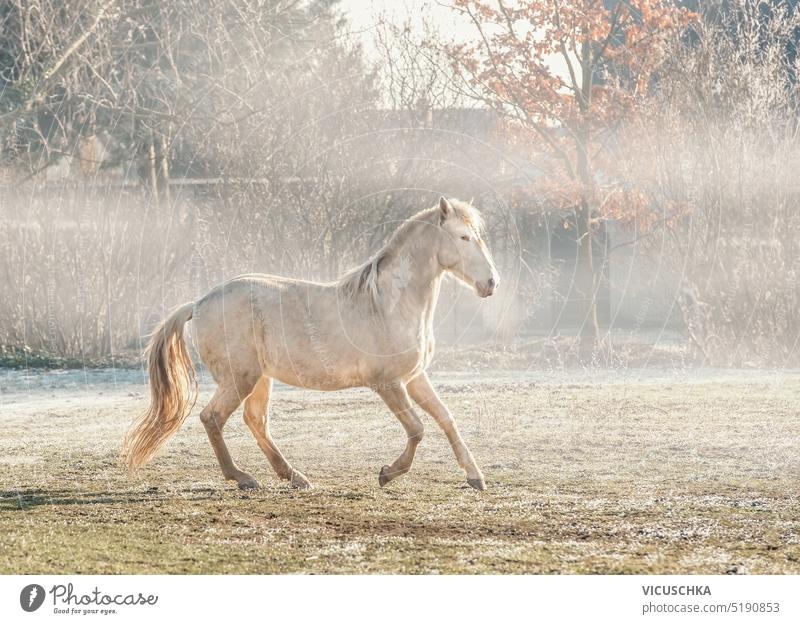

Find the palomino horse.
[{"left": 122, "top": 197, "right": 499, "bottom": 490}]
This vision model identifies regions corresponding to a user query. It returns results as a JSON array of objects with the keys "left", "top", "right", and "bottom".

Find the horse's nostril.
[{"left": 487, "top": 277, "right": 496, "bottom": 289}]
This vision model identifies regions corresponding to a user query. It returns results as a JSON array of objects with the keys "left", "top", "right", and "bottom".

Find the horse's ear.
[{"left": 438, "top": 196, "right": 452, "bottom": 224}]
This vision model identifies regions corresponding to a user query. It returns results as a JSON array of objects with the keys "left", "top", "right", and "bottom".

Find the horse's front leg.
[
  {"left": 374, "top": 382, "right": 424, "bottom": 487},
  {"left": 407, "top": 372, "right": 485, "bottom": 491}
]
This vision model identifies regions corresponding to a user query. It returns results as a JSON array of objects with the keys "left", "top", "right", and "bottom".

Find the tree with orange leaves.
[{"left": 447, "top": 0, "right": 694, "bottom": 348}]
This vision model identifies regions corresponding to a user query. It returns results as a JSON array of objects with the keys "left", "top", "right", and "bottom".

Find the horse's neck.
[{"left": 378, "top": 238, "right": 443, "bottom": 324}]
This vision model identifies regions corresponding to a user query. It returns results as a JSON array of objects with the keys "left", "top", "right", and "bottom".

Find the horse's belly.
[
  {"left": 262, "top": 340, "right": 423, "bottom": 391},
  {"left": 270, "top": 369, "right": 360, "bottom": 391},
  {"left": 261, "top": 340, "right": 364, "bottom": 390}
]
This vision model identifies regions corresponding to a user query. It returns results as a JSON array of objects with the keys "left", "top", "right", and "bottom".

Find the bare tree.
[
  {"left": 621, "top": 0, "right": 800, "bottom": 364},
  {"left": 0, "top": 0, "right": 382, "bottom": 360}
]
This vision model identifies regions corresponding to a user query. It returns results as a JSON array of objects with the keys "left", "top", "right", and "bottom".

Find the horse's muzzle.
[{"left": 477, "top": 277, "right": 497, "bottom": 298}]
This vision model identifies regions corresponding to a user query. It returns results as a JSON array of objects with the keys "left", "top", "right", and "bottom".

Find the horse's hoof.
[
  {"left": 290, "top": 471, "right": 312, "bottom": 489},
  {"left": 238, "top": 478, "right": 259, "bottom": 490},
  {"left": 378, "top": 465, "right": 391, "bottom": 487},
  {"left": 466, "top": 477, "right": 486, "bottom": 491}
]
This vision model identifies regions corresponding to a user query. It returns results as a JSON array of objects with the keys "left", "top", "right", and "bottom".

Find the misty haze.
[{"left": 0, "top": 0, "right": 799, "bottom": 576}]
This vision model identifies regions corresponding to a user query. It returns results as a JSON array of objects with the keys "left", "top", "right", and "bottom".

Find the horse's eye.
[{"left": 460, "top": 235, "right": 470, "bottom": 242}]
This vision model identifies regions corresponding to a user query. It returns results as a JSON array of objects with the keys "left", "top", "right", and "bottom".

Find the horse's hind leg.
[
  {"left": 200, "top": 381, "right": 259, "bottom": 490},
  {"left": 243, "top": 376, "right": 311, "bottom": 489},
  {"left": 375, "top": 382, "right": 424, "bottom": 487}
]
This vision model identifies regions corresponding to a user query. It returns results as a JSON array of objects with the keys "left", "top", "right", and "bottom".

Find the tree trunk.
[
  {"left": 575, "top": 196, "right": 600, "bottom": 349},
  {"left": 159, "top": 131, "right": 171, "bottom": 208},
  {"left": 575, "top": 37, "right": 600, "bottom": 351},
  {"left": 147, "top": 134, "right": 160, "bottom": 209},
  {"left": 575, "top": 125, "right": 600, "bottom": 349}
]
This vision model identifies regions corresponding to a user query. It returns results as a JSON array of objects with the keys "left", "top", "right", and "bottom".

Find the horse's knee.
[
  {"left": 407, "top": 418, "right": 424, "bottom": 444},
  {"left": 434, "top": 413, "right": 458, "bottom": 437}
]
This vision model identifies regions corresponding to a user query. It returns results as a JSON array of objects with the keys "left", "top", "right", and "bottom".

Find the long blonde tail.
[{"left": 122, "top": 302, "right": 197, "bottom": 471}]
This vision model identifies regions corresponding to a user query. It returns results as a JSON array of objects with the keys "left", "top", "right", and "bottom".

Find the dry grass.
[{"left": 1, "top": 371, "right": 799, "bottom": 574}]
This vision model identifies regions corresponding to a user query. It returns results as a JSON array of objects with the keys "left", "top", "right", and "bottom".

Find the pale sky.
[
  {"left": 342, "top": 0, "right": 476, "bottom": 44},
  {"left": 340, "top": 0, "right": 573, "bottom": 86}
]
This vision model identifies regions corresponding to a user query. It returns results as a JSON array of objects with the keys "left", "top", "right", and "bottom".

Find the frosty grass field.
[{"left": 1, "top": 365, "right": 798, "bottom": 574}]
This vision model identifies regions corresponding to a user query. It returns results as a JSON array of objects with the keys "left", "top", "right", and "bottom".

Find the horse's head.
[{"left": 436, "top": 196, "right": 499, "bottom": 298}]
